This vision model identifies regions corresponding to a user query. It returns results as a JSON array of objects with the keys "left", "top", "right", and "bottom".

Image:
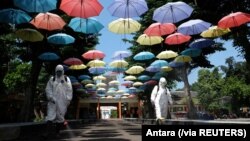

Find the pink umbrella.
[
  {"left": 82, "top": 50, "right": 105, "bottom": 60},
  {"left": 218, "top": 12, "right": 250, "bottom": 28},
  {"left": 144, "top": 23, "right": 176, "bottom": 36},
  {"left": 164, "top": 33, "right": 191, "bottom": 45},
  {"left": 60, "top": 0, "right": 103, "bottom": 18},
  {"left": 30, "top": 12, "right": 66, "bottom": 31},
  {"left": 63, "top": 57, "right": 83, "bottom": 65}
]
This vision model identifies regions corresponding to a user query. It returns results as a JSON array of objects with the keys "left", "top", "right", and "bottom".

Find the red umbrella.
[
  {"left": 144, "top": 23, "right": 176, "bottom": 36},
  {"left": 165, "top": 33, "right": 191, "bottom": 45},
  {"left": 30, "top": 12, "right": 66, "bottom": 31},
  {"left": 144, "top": 80, "right": 158, "bottom": 86},
  {"left": 82, "top": 50, "right": 105, "bottom": 60},
  {"left": 60, "top": 0, "right": 103, "bottom": 18},
  {"left": 63, "top": 57, "right": 83, "bottom": 65},
  {"left": 218, "top": 12, "right": 250, "bottom": 28}
]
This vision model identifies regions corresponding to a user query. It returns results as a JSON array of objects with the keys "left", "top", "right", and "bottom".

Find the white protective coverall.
[
  {"left": 45, "top": 65, "right": 73, "bottom": 123},
  {"left": 150, "top": 77, "right": 173, "bottom": 119}
]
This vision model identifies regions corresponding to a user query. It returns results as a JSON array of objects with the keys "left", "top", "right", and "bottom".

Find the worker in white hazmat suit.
[
  {"left": 151, "top": 77, "right": 173, "bottom": 123},
  {"left": 44, "top": 64, "right": 72, "bottom": 136}
]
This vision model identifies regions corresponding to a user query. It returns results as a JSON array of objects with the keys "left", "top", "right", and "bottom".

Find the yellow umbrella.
[
  {"left": 109, "top": 80, "right": 120, "bottom": 85},
  {"left": 15, "top": 28, "right": 44, "bottom": 42},
  {"left": 174, "top": 55, "right": 192, "bottom": 63},
  {"left": 85, "top": 83, "right": 95, "bottom": 88},
  {"left": 96, "top": 82, "right": 107, "bottom": 87},
  {"left": 133, "top": 82, "right": 143, "bottom": 87},
  {"left": 97, "top": 87, "right": 106, "bottom": 91},
  {"left": 156, "top": 50, "right": 178, "bottom": 59},
  {"left": 87, "top": 59, "right": 106, "bottom": 67},
  {"left": 109, "top": 60, "right": 129, "bottom": 68},
  {"left": 69, "top": 64, "right": 87, "bottom": 70},
  {"left": 200, "top": 26, "right": 231, "bottom": 38},
  {"left": 161, "top": 66, "right": 173, "bottom": 72},
  {"left": 116, "top": 90, "right": 125, "bottom": 94},
  {"left": 108, "top": 18, "right": 141, "bottom": 34},
  {"left": 126, "top": 66, "right": 144, "bottom": 74},
  {"left": 93, "top": 75, "right": 106, "bottom": 81},
  {"left": 136, "top": 34, "right": 163, "bottom": 45},
  {"left": 124, "top": 75, "right": 136, "bottom": 81}
]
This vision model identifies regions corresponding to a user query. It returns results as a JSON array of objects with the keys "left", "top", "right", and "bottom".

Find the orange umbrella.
[
  {"left": 30, "top": 12, "right": 66, "bottom": 31},
  {"left": 60, "top": 0, "right": 103, "bottom": 18},
  {"left": 82, "top": 50, "right": 105, "bottom": 60},
  {"left": 164, "top": 33, "right": 191, "bottom": 45},
  {"left": 218, "top": 12, "right": 250, "bottom": 29}
]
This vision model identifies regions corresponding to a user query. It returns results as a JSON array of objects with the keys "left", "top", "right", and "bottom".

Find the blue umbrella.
[
  {"left": 133, "top": 51, "right": 155, "bottom": 61},
  {"left": 108, "top": 67, "right": 126, "bottom": 73},
  {"left": 0, "top": 8, "right": 31, "bottom": 24},
  {"left": 189, "top": 38, "right": 215, "bottom": 49},
  {"left": 108, "top": 0, "right": 148, "bottom": 18},
  {"left": 89, "top": 67, "right": 106, "bottom": 75},
  {"left": 113, "top": 51, "right": 131, "bottom": 59},
  {"left": 69, "top": 17, "right": 104, "bottom": 34},
  {"left": 146, "top": 66, "right": 161, "bottom": 72},
  {"left": 13, "top": 0, "right": 57, "bottom": 13},
  {"left": 38, "top": 52, "right": 60, "bottom": 61},
  {"left": 153, "top": 1, "right": 193, "bottom": 23},
  {"left": 78, "top": 75, "right": 91, "bottom": 80},
  {"left": 169, "top": 61, "right": 185, "bottom": 68},
  {"left": 47, "top": 33, "right": 75, "bottom": 45},
  {"left": 138, "top": 75, "right": 151, "bottom": 81},
  {"left": 181, "top": 48, "right": 202, "bottom": 57},
  {"left": 178, "top": 19, "right": 211, "bottom": 35},
  {"left": 150, "top": 60, "right": 168, "bottom": 68},
  {"left": 68, "top": 75, "right": 77, "bottom": 81}
]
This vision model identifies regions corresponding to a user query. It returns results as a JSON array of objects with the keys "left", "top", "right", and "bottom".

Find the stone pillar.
[{"left": 118, "top": 101, "right": 122, "bottom": 119}]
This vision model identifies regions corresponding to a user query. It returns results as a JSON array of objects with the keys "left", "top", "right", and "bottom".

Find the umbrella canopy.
[
  {"left": 200, "top": 26, "right": 231, "bottom": 38},
  {"left": 47, "top": 33, "right": 75, "bottom": 45},
  {"left": 189, "top": 38, "right": 215, "bottom": 49},
  {"left": 82, "top": 50, "right": 105, "bottom": 60},
  {"left": 169, "top": 61, "right": 185, "bottom": 68},
  {"left": 0, "top": 8, "right": 31, "bottom": 24},
  {"left": 161, "top": 66, "right": 173, "bottom": 72},
  {"left": 81, "top": 79, "right": 93, "bottom": 85},
  {"left": 108, "top": 67, "right": 126, "bottom": 73},
  {"left": 13, "top": 0, "right": 57, "bottom": 13},
  {"left": 96, "top": 82, "right": 107, "bottom": 87},
  {"left": 60, "top": 0, "right": 103, "bottom": 18},
  {"left": 69, "top": 64, "right": 87, "bottom": 70},
  {"left": 38, "top": 52, "right": 60, "bottom": 61},
  {"left": 113, "top": 50, "right": 131, "bottom": 59},
  {"left": 144, "top": 80, "right": 158, "bottom": 86},
  {"left": 78, "top": 75, "right": 91, "bottom": 80},
  {"left": 109, "top": 80, "right": 120, "bottom": 86},
  {"left": 89, "top": 67, "right": 106, "bottom": 75},
  {"left": 144, "top": 22, "right": 176, "bottom": 36},
  {"left": 30, "top": 12, "right": 66, "bottom": 31},
  {"left": 108, "top": 0, "right": 148, "bottom": 18},
  {"left": 15, "top": 28, "right": 44, "bottom": 42},
  {"left": 124, "top": 75, "right": 137, "bottom": 81},
  {"left": 181, "top": 48, "right": 202, "bottom": 57},
  {"left": 126, "top": 66, "right": 144, "bottom": 74},
  {"left": 218, "top": 12, "right": 250, "bottom": 28},
  {"left": 63, "top": 57, "right": 83, "bottom": 65},
  {"left": 156, "top": 50, "right": 178, "bottom": 59},
  {"left": 146, "top": 66, "right": 161, "bottom": 72},
  {"left": 177, "top": 19, "right": 211, "bottom": 35},
  {"left": 136, "top": 34, "right": 163, "bottom": 45},
  {"left": 174, "top": 55, "right": 192, "bottom": 63},
  {"left": 109, "top": 60, "right": 128, "bottom": 68},
  {"left": 165, "top": 33, "right": 191, "bottom": 45},
  {"left": 138, "top": 75, "right": 151, "bottom": 81},
  {"left": 153, "top": 1, "right": 193, "bottom": 23},
  {"left": 87, "top": 60, "right": 106, "bottom": 67},
  {"left": 108, "top": 18, "right": 141, "bottom": 34},
  {"left": 93, "top": 75, "right": 106, "bottom": 81},
  {"left": 150, "top": 60, "right": 168, "bottom": 68},
  {"left": 133, "top": 51, "right": 155, "bottom": 61},
  {"left": 69, "top": 17, "right": 104, "bottom": 34},
  {"left": 133, "top": 82, "right": 143, "bottom": 87}
]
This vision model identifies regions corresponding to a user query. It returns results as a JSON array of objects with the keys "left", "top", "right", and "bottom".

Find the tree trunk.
[{"left": 182, "top": 64, "right": 198, "bottom": 119}]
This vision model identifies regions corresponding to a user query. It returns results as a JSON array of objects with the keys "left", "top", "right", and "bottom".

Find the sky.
[{"left": 95, "top": 0, "right": 245, "bottom": 89}]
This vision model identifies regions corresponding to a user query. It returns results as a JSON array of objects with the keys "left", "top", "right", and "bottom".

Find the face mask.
[{"left": 56, "top": 71, "right": 63, "bottom": 77}]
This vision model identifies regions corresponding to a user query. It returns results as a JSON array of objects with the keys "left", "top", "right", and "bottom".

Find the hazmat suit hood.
[{"left": 55, "top": 65, "right": 64, "bottom": 78}]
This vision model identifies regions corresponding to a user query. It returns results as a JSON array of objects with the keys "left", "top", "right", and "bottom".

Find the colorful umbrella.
[
  {"left": 108, "top": 18, "right": 141, "bottom": 34},
  {"left": 133, "top": 51, "right": 155, "bottom": 61},
  {"left": 144, "top": 80, "right": 158, "bottom": 86},
  {"left": 189, "top": 38, "right": 215, "bottom": 49},
  {"left": 146, "top": 66, "right": 161, "bottom": 72},
  {"left": 177, "top": 19, "right": 211, "bottom": 35},
  {"left": 30, "top": 12, "right": 66, "bottom": 31},
  {"left": 124, "top": 75, "right": 137, "bottom": 81},
  {"left": 0, "top": 8, "right": 31, "bottom": 24},
  {"left": 109, "top": 80, "right": 120, "bottom": 86},
  {"left": 108, "top": 67, "right": 126, "bottom": 73},
  {"left": 78, "top": 75, "right": 91, "bottom": 80},
  {"left": 174, "top": 55, "right": 192, "bottom": 63},
  {"left": 13, "top": 0, "right": 57, "bottom": 13},
  {"left": 218, "top": 12, "right": 250, "bottom": 28},
  {"left": 126, "top": 66, "right": 144, "bottom": 74},
  {"left": 89, "top": 67, "right": 106, "bottom": 75},
  {"left": 133, "top": 82, "right": 143, "bottom": 87},
  {"left": 161, "top": 66, "right": 173, "bottom": 72},
  {"left": 138, "top": 75, "right": 151, "bottom": 81},
  {"left": 69, "top": 17, "right": 104, "bottom": 34},
  {"left": 63, "top": 57, "right": 83, "bottom": 65},
  {"left": 87, "top": 60, "right": 106, "bottom": 67},
  {"left": 156, "top": 50, "right": 178, "bottom": 59},
  {"left": 93, "top": 75, "right": 106, "bottom": 81},
  {"left": 200, "top": 26, "right": 231, "bottom": 38},
  {"left": 112, "top": 51, "right": 131, "bottom": 59},
  {"left": 164, "top": 33, "right": 191, "bottom": 45},
  {"left": 109, "top": 60, "right": 128, "bottom": 68},
  {"left": 108, "top": 0, "right": 148, "bottom": 18},
  {"left": 47, "top": 33, "right": 75, "bottom": 45},
  {"left": 150, "top": 60, "right": 168, "bottom": 68},
  {"left": 169, "top": 61, "right": 185, "bottom": 68},
  {"left": 38, "top": 52, "right": 60, "bottom": 61},
  {"left": 181, "top": 48, "right": 202, "bottom": 57},
  {"left": 122, "top": 81, "right": 133, "bottom": 87},
  {"left": 81, "top": 79, "right": 93, "bottom": 85},
  {"left": 153, "top": 1, "right": 193, "bottom": 23},
  {"left": 96, "top": 82, "right": 107, "bottom": 87},
  {"left": 82, "top": 50, "right": 105, "bottom": 60},
  {"left": 60, "top": 0, "right": 103, "bottom": 18},
  {"left": 136, "top": 34, "right": 163, "bottom": 45},
  {"left": 144, "top": 23, "right": 176, "bottom": 36},
  {"left": 15, "top": 28, "right": 44, "bottom": 42},
  {"left": 69, "top": 64, "right": 87, "bottom": 70}
]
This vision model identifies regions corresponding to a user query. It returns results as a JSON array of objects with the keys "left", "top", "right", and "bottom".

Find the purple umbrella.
[
  {"left": 169, "top": 61, "right": 185, "bottom": 68},
  {"left": 153, "top": 1, "right": 193, "bottom": 23},
  {"left": 178, "top": 19, "right": 211, "bottom": 35},
  {"left": 89, "top": 67, "right": 106, "bottom": 75},
  {"left": 146, "top": 66, "right": 161, "bottom": 72},
  {"left": 108, "top": 0, "right": 148, "bottom": 18},
  {"left": 112, "top": 50, "right": 131, "bottom": 60},
  {"left": 189, "top": 38, "right": 215, "bottom": 49}
]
